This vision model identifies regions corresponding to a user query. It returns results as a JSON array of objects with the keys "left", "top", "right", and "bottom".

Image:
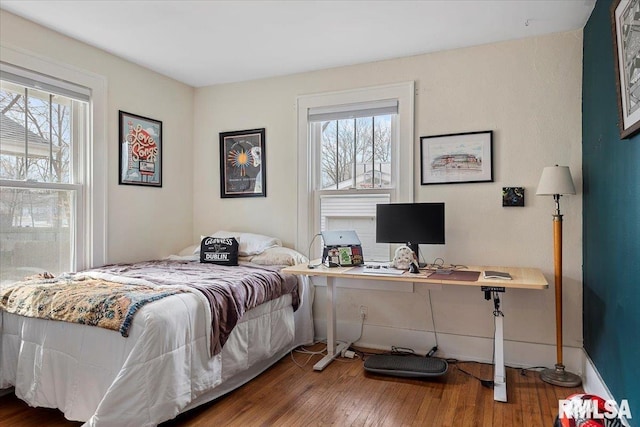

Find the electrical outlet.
[{"left": 359, "top": 305, "right": 368, "bottom": 318}]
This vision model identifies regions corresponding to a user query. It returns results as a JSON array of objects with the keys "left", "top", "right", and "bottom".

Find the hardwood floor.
[{"left": 0, "top": 346, "right": 583, "bottom": 426}]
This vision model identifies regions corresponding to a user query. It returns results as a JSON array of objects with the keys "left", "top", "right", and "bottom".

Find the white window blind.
[
  {"left": 320, "top": 194, "right": 390, "bottom": 261},
  {"left": 1, "top": 62, "right": 90, "bottom": 102},
  {"left": 308, "top": 99, "right": 398, "bottom": 122}
]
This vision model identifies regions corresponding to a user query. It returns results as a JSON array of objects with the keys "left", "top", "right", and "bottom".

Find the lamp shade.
[{"left": 536, "top": 166, "right": 576, "bottom": 196}]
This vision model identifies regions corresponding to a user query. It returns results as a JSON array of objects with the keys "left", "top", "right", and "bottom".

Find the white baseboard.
[
  {"left": 583, "top": 350, "right": 614, "bottom": 399},
  {"left": 315, "top": 322, "right": 631, "bottom": 426},
  {"left": 316, "top": 320, "right": 585, "bottom": 374},
  {"left": 582, "top": 350, "right": 631, "bottom": 427}
]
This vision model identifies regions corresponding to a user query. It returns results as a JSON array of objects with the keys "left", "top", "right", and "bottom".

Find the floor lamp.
[{"left": 536, "top": 165, "right": 582, "bottom": 387}]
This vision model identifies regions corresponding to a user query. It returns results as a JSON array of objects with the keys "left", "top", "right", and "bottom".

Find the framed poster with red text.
[{"left": 119, "top": 110, "right": 162, "bottom": 187}]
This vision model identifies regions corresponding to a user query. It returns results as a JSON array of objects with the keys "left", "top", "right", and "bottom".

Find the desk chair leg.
[{"left": 314, "top": 276, "right": 350, "bottom": 371}]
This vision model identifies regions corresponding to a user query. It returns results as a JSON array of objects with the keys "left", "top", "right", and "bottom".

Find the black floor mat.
[{"left": 364, "top": 355, "right": 448, "bottom": 378}]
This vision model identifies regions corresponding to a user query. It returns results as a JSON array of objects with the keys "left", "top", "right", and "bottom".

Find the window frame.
[
  {"left": 296, "top": 82, "right": 415, "bottom": 259},
  {"left": 0, "top": 46, "right": 107, "bottom": 271}
]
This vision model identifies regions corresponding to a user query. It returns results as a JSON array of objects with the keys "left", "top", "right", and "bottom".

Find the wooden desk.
[{"left": 282, "top": 262, "right": 548, "bottom": 403}]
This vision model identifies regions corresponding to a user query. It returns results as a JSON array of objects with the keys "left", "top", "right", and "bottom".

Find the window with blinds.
[
  {"left": 309, "top": 100, "right": 399, "bottom": 261},
  {"left": 0, "top": 63, "right": 89, "bottom": 283}
]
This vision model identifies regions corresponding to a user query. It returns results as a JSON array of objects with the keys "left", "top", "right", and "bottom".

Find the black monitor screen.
[{"left": 376, "top": 202, "right": 445, "bottom": 246}]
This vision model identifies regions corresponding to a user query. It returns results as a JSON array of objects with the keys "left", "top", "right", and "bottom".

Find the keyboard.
[{"left": 360, "top": 266, "right": 405, "bottom": 275}]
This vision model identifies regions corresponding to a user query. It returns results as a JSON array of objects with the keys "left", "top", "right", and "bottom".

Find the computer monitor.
[{"left": 376, "top": 202, "right": 445, "bottom": 264}]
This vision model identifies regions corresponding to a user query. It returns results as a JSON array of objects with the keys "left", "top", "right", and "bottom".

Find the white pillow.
[
  {"left": 199, "top": 231, "right": 281, "bottom": 256},
  {"left": 178, "top": 244, "right": 200, "bottom": 256},
  {"left": 250, "top": 247, "right": 307, "bottom": 266},
  {"left": 209, "top": 230, "right": 242, "bottom": 239},
  {"left": 239, "top": 232, "right": 282, "bottom": 256}
]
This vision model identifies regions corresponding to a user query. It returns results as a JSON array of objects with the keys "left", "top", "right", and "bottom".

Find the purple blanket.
[{"left": 89, "top": 260, "right": 299, "bottom": 355}]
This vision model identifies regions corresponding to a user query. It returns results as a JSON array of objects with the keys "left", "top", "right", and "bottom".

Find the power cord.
[
  {"left": 292, "top": 309, "right": 367, "bottom": 366},
  {"left": 446, "top": 359, "right": 495, "bottom": 389},
  {"left": 306, "top": 233, "right": 322, "bottom": 268},
  {"left": 338, "top": 309, "right": 366, "bottom": 360},
  {"left": 427, "top": 289, "right": 439, "bottom": 357},
  {"left": 290, "top": 343, "right": 327, "bottom": 368},
  {"left": 390, "top": 346, "right": 416, "bottom": 355},
  {"left": 422, "top": 257, "right": 468, "bottom": 272}
]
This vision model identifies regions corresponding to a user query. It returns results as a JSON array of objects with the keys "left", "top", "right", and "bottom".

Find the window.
[
  {"left": 0, "top": 53, "right": 106, "bottom": 284},
  {"left": 297, "top": 83, "right": 414, "bottom": 261}
]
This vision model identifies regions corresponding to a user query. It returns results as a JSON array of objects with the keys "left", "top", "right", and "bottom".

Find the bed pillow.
[
  {"left": 178, "top": 244, "right": 200, "bottom": 256},
  {"left": 200, "top": 231, "right": 281, "bottom": 256},
  {"left": 197, "top": 231, "right": 240, "bottom": 254},
  {"left": 200, "top": 236, "right": 239, "bottom": 266},
  {"left": 209, "top": 230, "right": 242, "bottom": 239},
  {"left": 238, "top": 232, "right": 282, "bottom": 256},
  {"left": 250, "top": 246, "right": 307, "bottom": 266}
]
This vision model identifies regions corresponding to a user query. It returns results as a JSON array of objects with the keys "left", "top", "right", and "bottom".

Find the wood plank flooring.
[{"left": 0, "top": 346, "right": 583, "bottom": 426}]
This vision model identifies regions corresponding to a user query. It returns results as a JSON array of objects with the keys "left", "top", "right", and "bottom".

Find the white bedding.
[{"left": 0, "top": 273, "right": 313, "bottom": 426}]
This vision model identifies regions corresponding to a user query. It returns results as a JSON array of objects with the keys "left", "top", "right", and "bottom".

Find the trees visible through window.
[
  {"left": 0, "top": 76, "right": 87, "bottom": 283},
  {"left": 310, "top": 106, "right": 398, "bottom": 261},
  {"left": 320, "top": 115, "right": 392, "bottom": 190},
  {"left": 297, "top": 83, "right": 414, "bottom": 262}
]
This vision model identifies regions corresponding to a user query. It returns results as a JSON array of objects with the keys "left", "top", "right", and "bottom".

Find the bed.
[{"left": 0, "top": 234, "right": 314, "bottom": 427}]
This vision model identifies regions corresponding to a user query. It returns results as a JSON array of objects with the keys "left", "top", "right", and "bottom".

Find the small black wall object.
[{"left": 502, "top": 187, "right": 525, "bottom": 207}]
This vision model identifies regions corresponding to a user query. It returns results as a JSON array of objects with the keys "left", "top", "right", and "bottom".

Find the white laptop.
[{"left": 321, "top": 230, "right": 362, "bottom": 247}]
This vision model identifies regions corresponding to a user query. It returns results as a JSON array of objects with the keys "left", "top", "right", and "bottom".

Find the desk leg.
[
  {"left": 314, "top": 276, "right": 350, "bottom": 371},
  {"left": 494, "top": 313, "right": 507, "bottom": 402}
]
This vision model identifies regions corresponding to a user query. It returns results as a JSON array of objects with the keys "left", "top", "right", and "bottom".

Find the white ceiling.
[{"left": 0, "top": 0, "right": 596, "bottom": 88}]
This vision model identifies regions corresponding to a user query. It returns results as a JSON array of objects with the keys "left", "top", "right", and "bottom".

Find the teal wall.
[{"left": 583, "top": 0, "right": 640, "bottom": 422}]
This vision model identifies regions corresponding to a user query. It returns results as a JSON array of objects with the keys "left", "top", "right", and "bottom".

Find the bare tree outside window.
[
  {"left": 1, "top": 79, "right": 83, "bottom": 282},
  {"left": 320, "top": 114, "right": 392, "bottom": 190}
]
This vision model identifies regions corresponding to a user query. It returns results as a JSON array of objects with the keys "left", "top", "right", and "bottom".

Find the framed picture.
[
  {"left": 119, "top": 111, "right": 162, "bottom": 187},
  {"left": 502, "top": 187, "right": 525, "bottom": 207},
  {"left": 219, "top": 128, "right": 266, "bottom": 198},
  {"left": 420, "top": 130, "right": 493, "bottom": 185},
  {"left": 611, "top": 0, "right": 640, "bottom": 139}
]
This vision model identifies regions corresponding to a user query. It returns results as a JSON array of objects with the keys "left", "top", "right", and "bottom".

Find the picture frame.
[
  {"left": 420, "top": 130, "right": 493, "bottom": 185},
  {"left": 611, "top": 0, "right": 640, "bottom": 139},
  {"left": 119, "top": 110, "right": 162, "bottom": 187},
  {"left": 219, "top": 128, "right": 266, "bottom": 198},
  {"left": 502, "top": 187, "right": 525, "bottom": 207}
]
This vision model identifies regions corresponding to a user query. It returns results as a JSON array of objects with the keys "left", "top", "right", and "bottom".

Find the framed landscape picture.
[
  {"left": 219, "top": 128, "right": 266, "bottom": 198},
  {"left": 119, "top": 111, "right": 162, "bottom": 187},
  {"left": 420, "top": 130, "right": 493, "bottom": 185}
]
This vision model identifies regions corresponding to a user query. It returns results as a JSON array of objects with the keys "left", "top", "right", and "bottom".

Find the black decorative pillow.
[{"left": 200, "top": 236, "right": 239, "bottom": 266}]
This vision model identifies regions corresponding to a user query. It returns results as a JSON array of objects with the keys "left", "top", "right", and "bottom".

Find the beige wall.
[
  {"left": 1, "top": 8, "right": 584, "bottom": 367},
  {"left": 193, "top": 31, "right": 583, "bottom": 365},
  {"left": 0, "top": 10, "right": 195, "bottom": 263}
]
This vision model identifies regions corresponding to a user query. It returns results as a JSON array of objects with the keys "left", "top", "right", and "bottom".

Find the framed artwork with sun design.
[{"left": 219, "top": 128, "right": 266, "bottom": 198}]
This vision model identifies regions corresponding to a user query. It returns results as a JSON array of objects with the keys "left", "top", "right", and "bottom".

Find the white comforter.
[{"left": 0, "top": 275, "right": 313, "bottom": 426}]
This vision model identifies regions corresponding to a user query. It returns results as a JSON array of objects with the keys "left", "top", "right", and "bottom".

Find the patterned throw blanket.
[
  {"left": 0, "top": 261, "right": 299, "bottom": 356},
  {"left": 0, "top": 273, "right": 187, "bottom": 337},
  {"left": 89, "top": 260, "right": 300, "bottom": 355}
]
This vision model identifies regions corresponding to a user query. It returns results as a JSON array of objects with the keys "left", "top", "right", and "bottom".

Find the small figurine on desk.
[{"left": 393, "top": 245, "right": 420, "bottom": 273}]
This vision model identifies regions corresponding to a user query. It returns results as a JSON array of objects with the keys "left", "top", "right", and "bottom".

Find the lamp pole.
[{"left": 539, "top": 194, "right": 581, "bottom": 387}]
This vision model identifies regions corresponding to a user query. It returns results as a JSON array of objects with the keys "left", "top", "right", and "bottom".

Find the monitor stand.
[{"left": 407, "top": 242, "right": 427, "bottom": 268}]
